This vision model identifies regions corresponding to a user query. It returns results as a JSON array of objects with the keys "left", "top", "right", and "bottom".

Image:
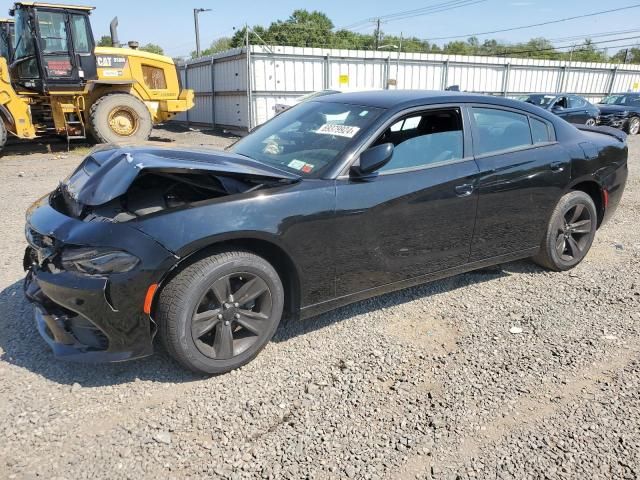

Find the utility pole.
[
  {"left": 374, "top": 18, "right": 381, "bottom": 49},
  {"left": 624, "top": 48, "right": 630, "bottom": 64},
  {"left": 193, "top": 8, "right": 211, "bottom": 57}
]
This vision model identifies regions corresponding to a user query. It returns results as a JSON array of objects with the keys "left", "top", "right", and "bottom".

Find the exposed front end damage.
[
  {"left": 52, "top": 145, "right": 300, "bottom": 223},
  {"left": 24, "top": 145, "right": 299, "bottom": 362}
]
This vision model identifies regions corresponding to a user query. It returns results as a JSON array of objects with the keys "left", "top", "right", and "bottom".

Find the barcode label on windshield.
[{"left": 315, "top": 123, "right": 361, "bottom": 138}]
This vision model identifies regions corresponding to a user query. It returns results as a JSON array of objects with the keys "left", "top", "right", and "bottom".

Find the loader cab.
[
  {"left": 9, "top": 2, "right": 97, "bottom": 92},
  {"left": 0, "top": 19, "right": 14, "bottom": 59}
]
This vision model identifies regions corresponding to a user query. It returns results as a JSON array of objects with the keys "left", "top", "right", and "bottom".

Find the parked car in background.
[
  {"left": 273, "top": 89, "right": 341, "bottom": 115},
  {"left": 516, "top": 93, "right": 600, "bottom": 126},
  {"left": 596, "top": 93, "right": 640, "bottom": 135},
  {"left": 24, "top": 91, "right": 628, "bottom": 374}
]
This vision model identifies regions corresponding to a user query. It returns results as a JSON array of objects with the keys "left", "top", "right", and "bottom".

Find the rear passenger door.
[
  {"left": 567, "top": 96, "right": 590, "bottom": 124},
  {"left": 469, "top": 106, "right": 571, "bottom": 261}
]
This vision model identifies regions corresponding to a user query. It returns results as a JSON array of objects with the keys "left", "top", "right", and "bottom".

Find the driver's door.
[{"left": 332, "top": 106, "right": 479, "bottom": 296}]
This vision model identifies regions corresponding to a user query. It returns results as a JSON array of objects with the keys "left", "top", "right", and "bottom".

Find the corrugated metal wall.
[{"left": 175, "top": 45, "right": 640, "bottom": 131}]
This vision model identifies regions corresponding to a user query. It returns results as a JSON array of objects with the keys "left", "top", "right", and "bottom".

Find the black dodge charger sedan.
[
  {"left": 597, "top": 93, "right": 640, "bottom": 135},
  {"left": 24, "top": 91, "right": 628, "bottom": 374},
  {"left": 516, "top": 93, "right": 601, "bottom": 126}
]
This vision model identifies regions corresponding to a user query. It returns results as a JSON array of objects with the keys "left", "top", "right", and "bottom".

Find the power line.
[
  {"left": 493, "top": 35, "right": 640, "bottom": 57},
  {"left": 423, "top": 4, "right": 640, "bottom": 41},
  {"left": 337, "top": 0, "right": 487, "bottom": 30},
  {"left": 547, "top": 28, "right": 640, "bottom": 43}
]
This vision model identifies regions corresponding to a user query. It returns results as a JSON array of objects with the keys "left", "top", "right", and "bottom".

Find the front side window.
[
  {"left": 70, "top": 14, "right": 90, "bottom": 53},
  {"left": 472, "top": 107, "right": 532, "bottom": 155},
  {"left": 374, "top": 108, "right": 464, "bottom": 172},
  {"left": 553, "top": 96, "right": 568, "bottom": 109},
  {"left": 231, "top": 101, "right": 383, "bottom": 178}
]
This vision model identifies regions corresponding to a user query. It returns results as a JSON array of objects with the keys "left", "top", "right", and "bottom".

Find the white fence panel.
[{"left": 175, "top": 45, "right": 640, "bottom": 130}]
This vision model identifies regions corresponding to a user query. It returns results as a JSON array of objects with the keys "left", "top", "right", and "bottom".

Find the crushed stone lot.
[{"left": 0, "top": 126, "right": 638, "bottom": 480}]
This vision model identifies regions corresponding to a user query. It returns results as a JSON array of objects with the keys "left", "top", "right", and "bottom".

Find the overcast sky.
[{"left": 78, "top": 0, "right": 640, "bottom": 57}]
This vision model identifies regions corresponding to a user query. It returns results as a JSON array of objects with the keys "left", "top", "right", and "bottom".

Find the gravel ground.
[{"left": 0, "top": 127, "right": 638, "bottom": 480}]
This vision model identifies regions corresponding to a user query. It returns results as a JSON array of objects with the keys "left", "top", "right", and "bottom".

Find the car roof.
[{"left": 313, "top": 89, "right": 558, "bottom": 117}]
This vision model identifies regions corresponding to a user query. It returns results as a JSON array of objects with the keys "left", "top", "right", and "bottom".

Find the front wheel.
[
  {"left": 585, "top": 118, "right": 597, "bottom": 127},
  {"left": 533, "top": 191, "right": 597, "bottom": 271},
  {"left": 157, "top": 251, "right": 284, "bottom": 374},
  {"left": 89, "top": 93, "right": 153, "bottom": 144},
  {"left": 626, "top": 116, "right": 640, "bottom": 135}
]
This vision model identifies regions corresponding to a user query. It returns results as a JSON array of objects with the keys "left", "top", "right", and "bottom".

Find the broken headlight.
[{"left": 61, "top": 247, "right": 140, "bottom": 274}]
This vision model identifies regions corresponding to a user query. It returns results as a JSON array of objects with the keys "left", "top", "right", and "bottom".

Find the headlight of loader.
[{"left": 61, "top": 247, "right": 140, "bottom": 274}]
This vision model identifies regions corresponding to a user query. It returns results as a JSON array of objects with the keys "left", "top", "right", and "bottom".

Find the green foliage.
[
  {"left": 206, "top": 9, "right": 639, "bottom": 64},
  {"left": 96, "top": 35, "right": 112, "bottom": 47},
  {"left": 139, "top": 43, "right": 164, "bottom": 55},
  {"left": 192, "top": 37, "right": 233, "bottom": 58}
]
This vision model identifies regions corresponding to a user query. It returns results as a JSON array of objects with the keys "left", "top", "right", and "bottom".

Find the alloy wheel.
[
  {"left": 191, "top": 272, "right": 275, "bottom": 359},
  {"left": 585, "top": 118, "right": 596, "bottom": 127},
  {"left": 629, "top": 117, "right": 640, "bottom": 135},
  {"left": 554, "top": 203, "right": 593, "bottom": 262}
]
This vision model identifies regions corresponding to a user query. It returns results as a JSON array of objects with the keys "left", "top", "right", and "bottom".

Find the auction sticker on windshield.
[
  {"left": 315, "top": 123, "right": 361, "bottom": 138},
  {"left": 288, "top": 159, "right": 315, "bottom": 173}
]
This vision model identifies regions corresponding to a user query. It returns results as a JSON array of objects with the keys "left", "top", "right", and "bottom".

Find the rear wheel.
[
  {"left": 89, "top": 93, "right": 152, "bottom": 144},
  {"left": 157, "top": 251, "right": 284, "bottom": 374},
  {"left": 585, "top": 118, "right": 597, "bottom": 127},
  {"left": 626, "top": 116, "right": 640, "bottom": 135},
  {"left": 533, "top": 191, "right": 597, "bottom": 271}
]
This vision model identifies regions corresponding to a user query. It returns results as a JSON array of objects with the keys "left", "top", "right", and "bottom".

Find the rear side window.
[
  {"left": 569, "top": 96, "right": 588, "bottom": 109},
  {"left": 142, "top": 65, "right": 167, "bottom": 89},
  {"left": 472, "top": 108, "right": 532, "bottom": 155},
  {"left": 374, "top": 108, "right": 464, "bottom": 172},
  {"left": 530, "top": 117, "right": 552, "bottom": 144}
]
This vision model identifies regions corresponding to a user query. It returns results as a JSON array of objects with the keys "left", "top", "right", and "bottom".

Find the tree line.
[{"left": 192, "top": 9, "right": 640, "bottom": 64}]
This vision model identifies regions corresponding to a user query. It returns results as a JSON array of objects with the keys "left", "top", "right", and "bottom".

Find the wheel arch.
[
  {"left": 152, "top": 234, "right": 302, "bottom": 322},
  {"left": 567, "top": 177, "right": 605, "bottom": 227}
]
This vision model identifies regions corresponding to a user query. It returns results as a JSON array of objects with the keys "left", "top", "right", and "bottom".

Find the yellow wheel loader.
[{"left": 0, "top": 2, "right": 194, "bottom": 151}]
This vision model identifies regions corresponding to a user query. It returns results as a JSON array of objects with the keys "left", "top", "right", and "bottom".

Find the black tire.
[
  {"left": 89, "top": 93, "right": 152, "bottom": 144},
  {"left": 585, "top": 118, "right": 597, "bottom": 127},
  {"left": 156, "top": 251, "right": 284, "bottom": 374},
  {"left": 0, "top": 121, "right": 6, "bottom": 153},
  {"left": 533, "top": 190, "right": 597, "bottom": 271},
  {"left": 626, "top": 116, "right": 640, "bottom": 135}
]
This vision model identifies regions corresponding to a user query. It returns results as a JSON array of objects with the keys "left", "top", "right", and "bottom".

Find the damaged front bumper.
[{"left": 23, "top": 195, "right": 177, "bottom": 363}]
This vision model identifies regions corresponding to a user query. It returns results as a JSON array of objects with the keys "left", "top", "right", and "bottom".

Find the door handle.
[
  {"left": 550, "top": 161, "right": 564, "bottom": 173},
  {"left": 454, "top": 184, "right": 474, "bottom": 197}
]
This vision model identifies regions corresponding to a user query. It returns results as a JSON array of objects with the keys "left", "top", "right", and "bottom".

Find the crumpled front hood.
[
  {"left": 597, "top": 104, "right": 634, "bottom": 115},
  {"left": 63, "top": 145, "right": 300, "bottom": 206}
]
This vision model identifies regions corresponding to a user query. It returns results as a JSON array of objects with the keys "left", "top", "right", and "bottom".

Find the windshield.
[
  {"left": 231, "top": 101, "right": 383, "bottom": 178},
  {"left": 600, "top": 94, "right": 640, "bottom": 106},
  {"left": 516, "top": 94, "right": 556, "bottom": 107},
  {"left": 296, "top": 90, "right": 341, "bottom": 102}
]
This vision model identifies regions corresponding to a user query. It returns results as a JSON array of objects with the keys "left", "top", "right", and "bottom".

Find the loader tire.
[{"left": 89, "top": 93, "right": 152, "bottom": 144}]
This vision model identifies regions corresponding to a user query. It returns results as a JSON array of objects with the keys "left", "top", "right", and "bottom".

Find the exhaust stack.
[{"left": 110, "top": 17, "right": 120, "bottom": 47}]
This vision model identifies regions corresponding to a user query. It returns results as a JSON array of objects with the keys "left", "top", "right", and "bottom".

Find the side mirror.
[{"left": 350, "top": 143, "right": 394, "bottom": 178}]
